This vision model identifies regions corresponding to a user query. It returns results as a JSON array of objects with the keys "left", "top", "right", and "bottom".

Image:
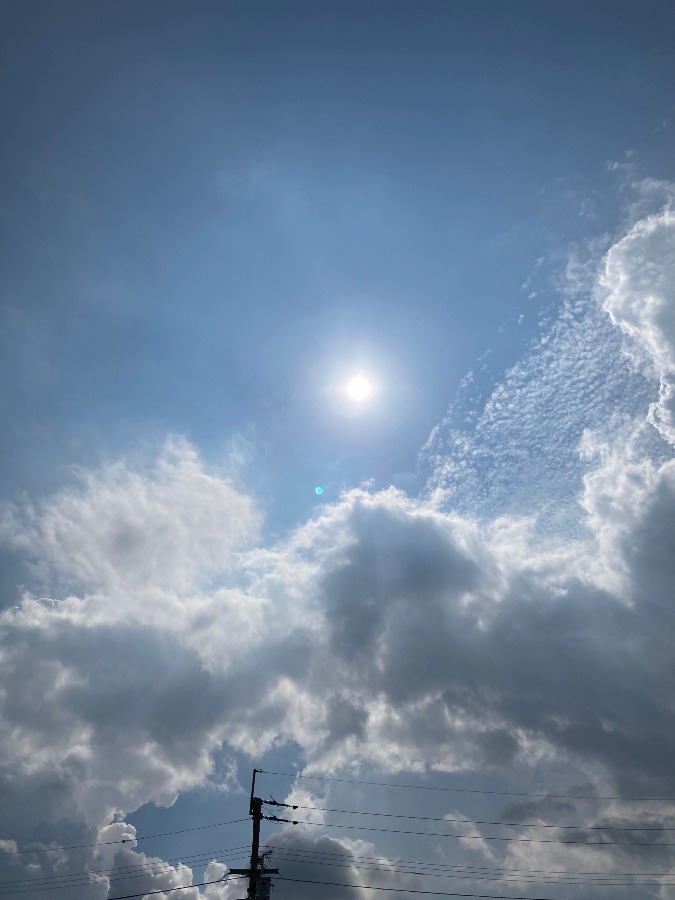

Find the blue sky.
[{"left": 2, "top": 2, "right": 675, "bottom": 899}]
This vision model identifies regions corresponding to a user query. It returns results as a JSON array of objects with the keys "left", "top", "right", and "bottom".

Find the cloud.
[
  {"left": 252, "top": 478, "right": 675, "bottom": 795},
  {"left": 2, "top": 194, "right": 675, "bottom": 896},
  {"left": 602, "top": 207, "right": 675, "bottom": 446},
  {"left": 0, "top": 436, "right": 261, "bottom": 597},
  {"left": 443, "top": 809, "right": 498, "bottom": 862},
  {"left": 106, "top": 845, "right": 202, "bottom": 900},
  {"left": 263, "top": 831, "right": 370, "bottom": 900},
  {"left": 499, "top": 797, "right": 675, "bottom": 899},
  {"left": 11, "top": 467, "right": 673, "bottom": 831},
  {"left": 420, "top": 216, "right": 674, "bottom": 533}
]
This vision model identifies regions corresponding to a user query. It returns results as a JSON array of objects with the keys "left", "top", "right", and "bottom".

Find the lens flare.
[{"left": 315, "top": 486, "right": 324, "bottom": 495}]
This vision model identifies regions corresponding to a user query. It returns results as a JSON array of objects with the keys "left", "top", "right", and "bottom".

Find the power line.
[
  {"left": 269, "top": 846, "right": 646, "bottom": 879},
  {"left": 0, "top": 846, "right": 251, "bottom": 895},
  {"left": 108, "top": 874, "right": 244, "bottom": 900},
  {"left": 265, "top": 815, "right": 675, "bottom": 846},
  {"left": 269, "top": 852, "right": 674, "bottom": 888},
  {"left": 21, "top": 764, "right": 669, "bottom": 900},
  {"left": 18, "top": 837, "right": 661, "bottom": 898},
  {"left": 258, "top": 769, "right": 675, "bottom": 802},
  {"left": 279, "top": 875, "right": 567, "bottom": 899},
  {"left": 0, "top": 845, "right": 249, "bottom": 886},
  {"left": 0, "top": 818, "right": 248, "bottom": 856},
  {"left": 272, "top": 802, "right": 675, "bottom": 832},
  {"left": 263, "top": 843, "right": 675, "bottom": 877}
]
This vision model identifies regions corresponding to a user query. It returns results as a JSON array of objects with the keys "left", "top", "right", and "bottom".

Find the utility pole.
[{"left": 230, "top": 769, "right": 279, "bottom": 900}]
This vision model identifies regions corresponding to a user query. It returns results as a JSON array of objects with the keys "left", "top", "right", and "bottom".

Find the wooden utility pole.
[{"left": 230, "top": 769, "right": 279, "bottom": 900}]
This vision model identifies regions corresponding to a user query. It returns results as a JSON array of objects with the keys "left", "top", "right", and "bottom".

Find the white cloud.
[
  {"left": 0, "top": 436, "right": 260, "bottom": 597},
  {"left": 1, "top": 428, "right": 675, "bottom": 824},
  {"left": 443, "top": 809, "right": 497, "bottom": 861},
  {"left": 421, "top": 284, "right": 659, "bottom": 533},
  {"left": 602, "top": 207, "right": 675, "bottom": 445},
  {"left": 105, "top": 845, "right": 201, "bottom": 900},
  {"left": 259, "top": 830, "right": 405, "bottom": 900},
  {"left": 2, "top": 194, "right": 675, "bottom": 896},
  {"left": 421, "top": 191, "right": 675, "bottom": 535}
]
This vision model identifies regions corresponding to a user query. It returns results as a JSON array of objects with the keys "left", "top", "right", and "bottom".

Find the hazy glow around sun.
[{"left": 346, "top": 374, "right": 372, "bottom": 402}]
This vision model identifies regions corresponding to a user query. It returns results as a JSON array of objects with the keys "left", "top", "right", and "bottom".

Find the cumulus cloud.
[
  {"left": 602, "top": 207, "right": 675, "bottom": 445},
  {"left": 252, "top": 480, "right": 675, "bottom": 795},
  {"left": 6, "top": 473, "right": 675, "bottom": 818},
  {"left": 0, "top": 436, "right": 260, "bottom": 597},
  {"left": 264, "top": 831, "right": 370, "bottom": 900},
  {"left": 105, "top": 845, "right": 202, "bottom": 900},
  {"left": 2, "top": 195, "right": 675, "bottom": 897}
]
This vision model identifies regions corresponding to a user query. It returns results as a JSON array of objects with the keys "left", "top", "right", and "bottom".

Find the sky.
[{"left": 1, "top": 1, "right": 675, "bottom": 898}]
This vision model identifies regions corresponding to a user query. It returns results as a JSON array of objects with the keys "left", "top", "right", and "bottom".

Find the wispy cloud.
[{"left": 421, "top": 191, "right": 675, "bottom": 534}]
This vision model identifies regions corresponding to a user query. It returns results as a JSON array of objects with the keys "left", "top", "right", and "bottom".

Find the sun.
[{"left": 346, "top": 374, "right": 372, "bottom": 402}]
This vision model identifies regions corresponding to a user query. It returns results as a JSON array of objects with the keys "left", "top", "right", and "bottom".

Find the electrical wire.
[
  {"left": 266, "top": 852, "right": 662, "bottom": 880},
  {"left": 262, "top": 843, "right": 675, "bottom": 878},
  {"left": 108, "top": 874, "right": 244, "bottom": 900},
  {"left": 0, "top": 846, "right": 251, "bottom": 895},
  {"left": 265, "top": 815, "right": 675, "bottom": 846},
  {"left": 4, "top": 871, "right": 246, "bottom": 899},
  {"left": 7, "top": 779, "right": 673, "bottom": 898},
  {"left": 279, "top": 875, "right": 567, "bottom": 899},
  {"left": 0, "top": 818, "right": 248, "bottom": 856},
  {"left": 270, "top": 802, "right": 674, "bottom": 832},
  {"left": 0, "top": 845, "right": 250, "bottom": 886},
  {"left": 266, "top": 850, "right": 674, "bottom": 888},
  {"left": 266, "top": 844, "right": 675, "bottom": 886},
  {"left": 258, "top": 769, "right": 675, "bottom": 802}
]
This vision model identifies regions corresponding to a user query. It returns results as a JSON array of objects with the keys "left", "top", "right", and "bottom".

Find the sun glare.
[{"left": 346, "top": 374, "right": 372, "bottom": 402}]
